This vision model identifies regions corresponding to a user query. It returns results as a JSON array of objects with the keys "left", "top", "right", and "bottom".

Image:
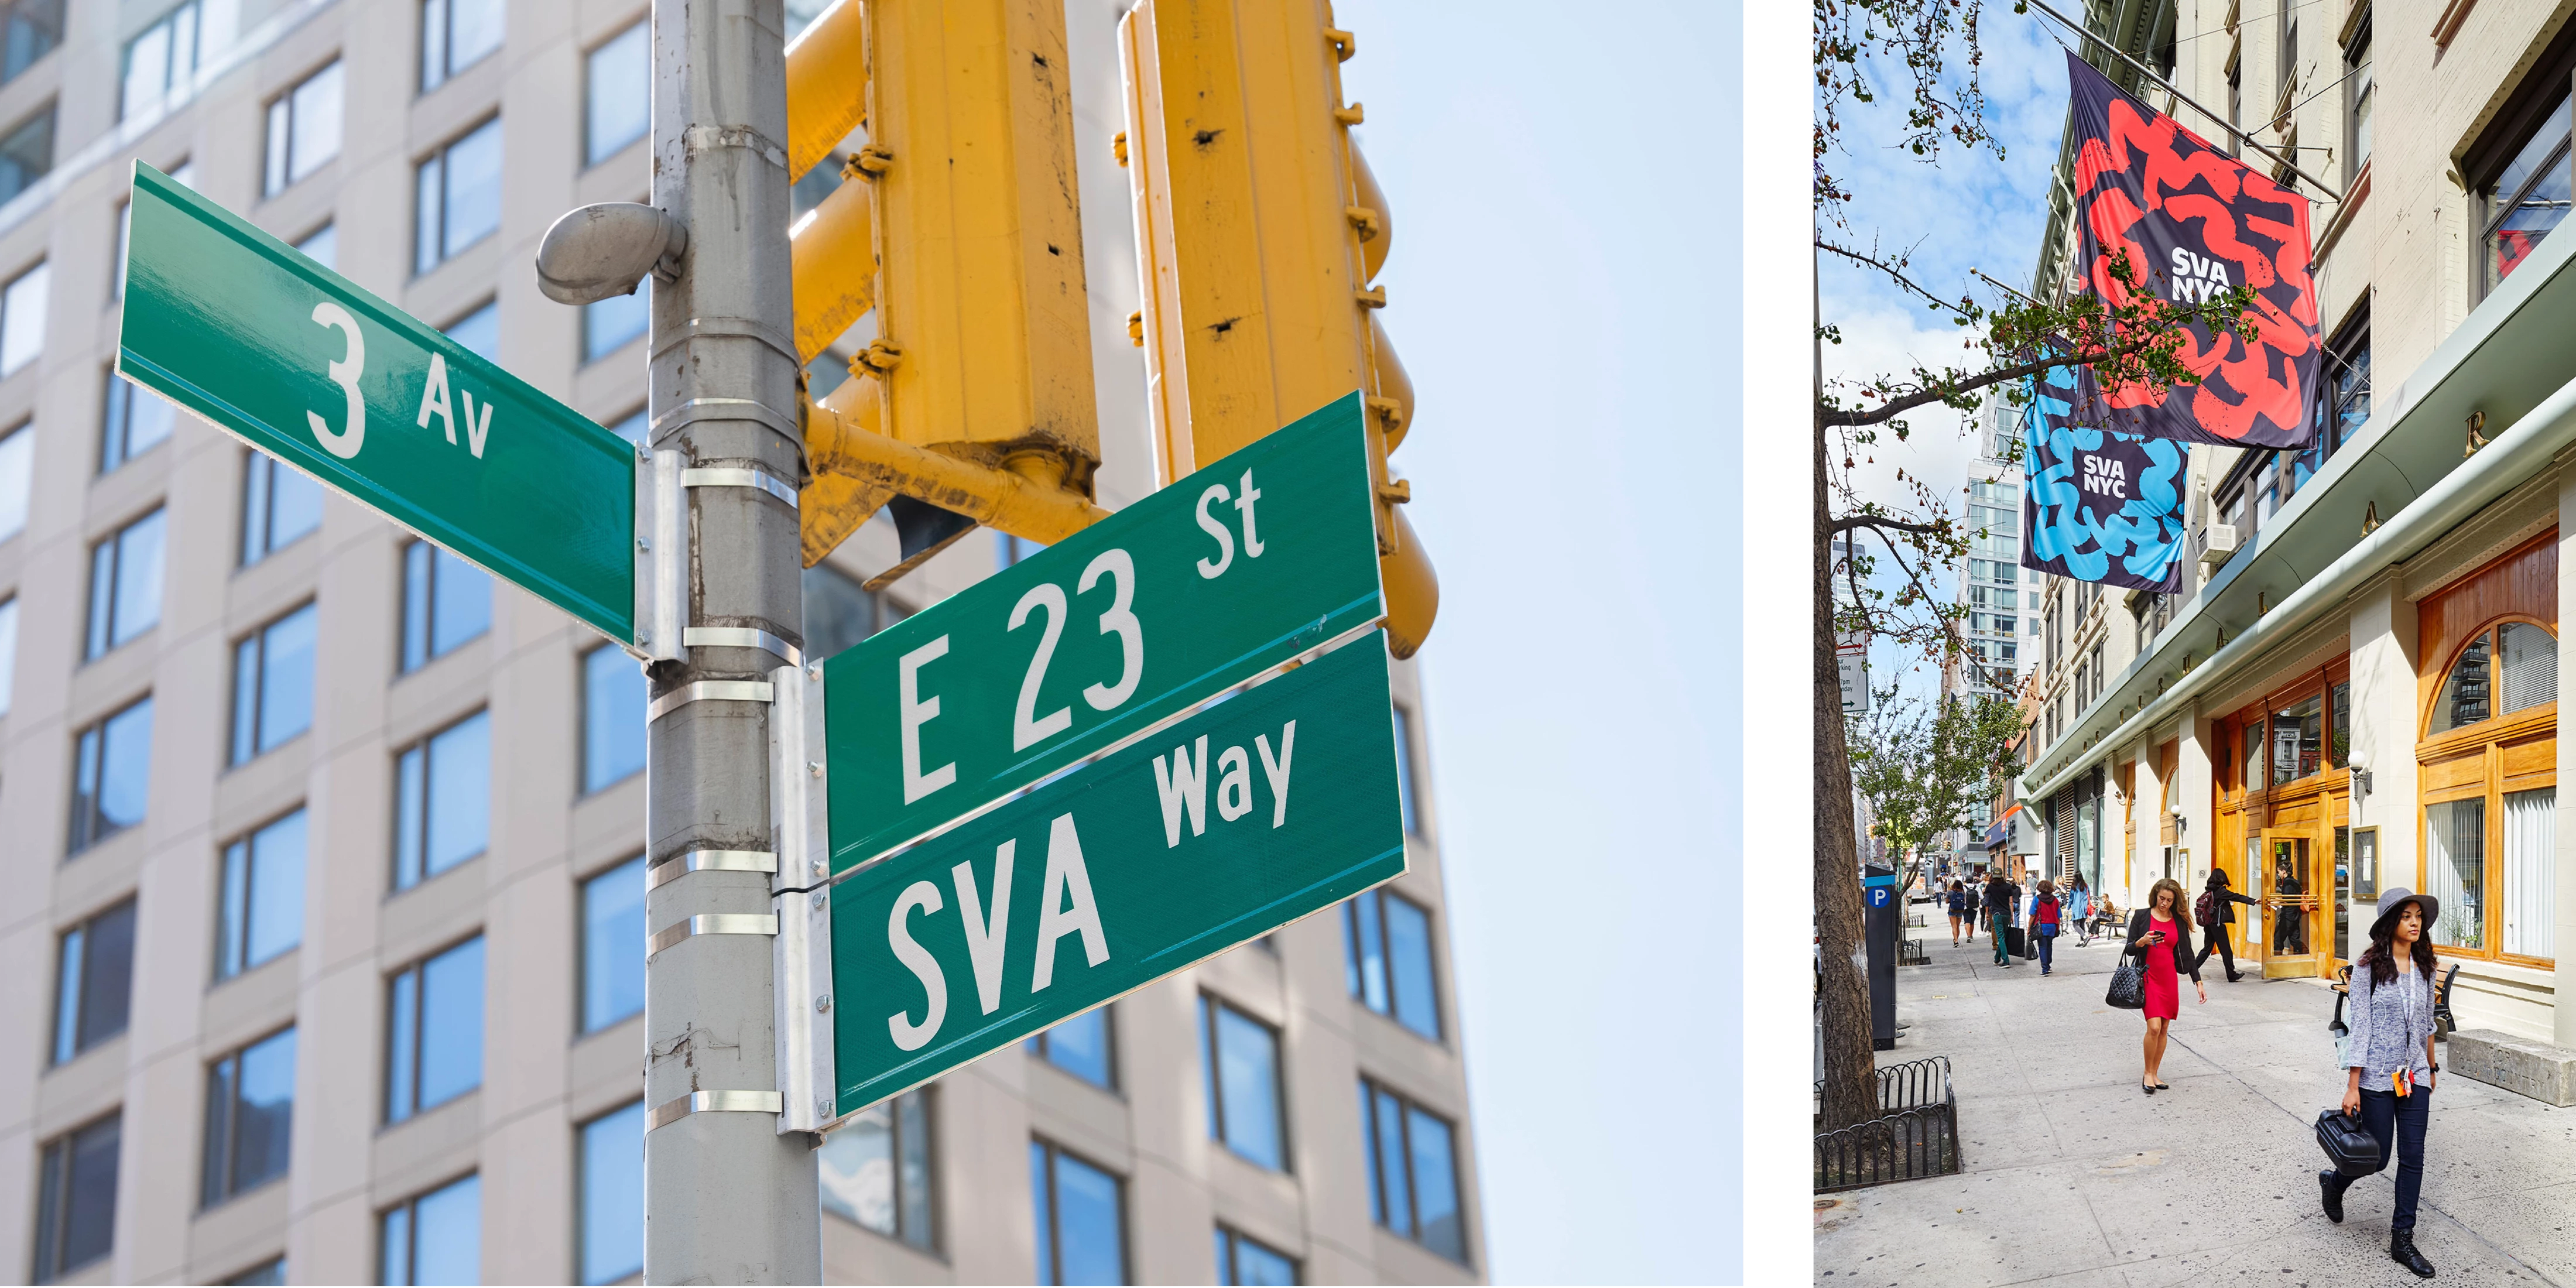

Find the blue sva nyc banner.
[{"left": 2019, "top": 369, "right": 2188, "bottom": 594}]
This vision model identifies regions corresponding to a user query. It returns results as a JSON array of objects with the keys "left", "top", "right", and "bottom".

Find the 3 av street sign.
[
  {"left": 826, "top": 634, "right": 1404, "bottom": 1114},
  {"left": 117, "top": 163, "right": 641, "bottom": 645},
  {"left": 820, "top": 396, "right": 1385, "bottom": 872}
]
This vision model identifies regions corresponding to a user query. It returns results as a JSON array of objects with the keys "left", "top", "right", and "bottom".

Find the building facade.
[
  {"left": 0, "top": 0, "right": 1482, "bottom": 1283},
  {"left": 2018, "top": 0, "right": 2576, "bottom": 1054}
]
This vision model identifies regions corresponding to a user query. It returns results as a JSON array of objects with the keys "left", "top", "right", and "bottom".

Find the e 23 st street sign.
[
  {"left": 827, "top": 634, "right": 1405, "bottom": 1114},
  {"left": 116, "top": 163, "right": 640, "bottom": 645},
  {"left": 821, "top": 396, "right": 1385, "bottom": 871}
]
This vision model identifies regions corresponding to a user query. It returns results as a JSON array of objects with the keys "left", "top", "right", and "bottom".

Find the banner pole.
[{"left": 2024, "top": 0, "right": 2347, "bottom": 203}]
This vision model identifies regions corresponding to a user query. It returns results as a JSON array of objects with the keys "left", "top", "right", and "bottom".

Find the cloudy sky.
[{"left": 1821, "top": 8, "right": 2085, "bottom": 702}]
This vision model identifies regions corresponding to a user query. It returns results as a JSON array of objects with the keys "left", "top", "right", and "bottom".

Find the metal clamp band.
[
  {"left": 646, "top": 913, "right": 779, "bottom": 958},
  {"left": 647, "top": 849, "right": 779, "bottom": 892},
  {"left": 652, "top": 316, "right": 801, "bottom": 368},
  {"left": 680, "top": 124, "right": 789, "bottom": 170},
  {"left": 650, "top": 396, "right": 803, "bottom": 447},
  {"left": 682, "top": 466, "right": 799, "bottom": 510},
  {"left": 647, "top": 1089, "right": 785, "bottom": 1132},
  {"left": 684, "top": 627, "right": 801, "bottom": 667},
  {"left": 647, "top": 679, "right": 774, "bottom": 722}
]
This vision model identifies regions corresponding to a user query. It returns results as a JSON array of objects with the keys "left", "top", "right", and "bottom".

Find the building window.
[
  {"left": 606, "top": 406, "right": 646, "bottom": 448},
  {"left": 0, "top": 595, "right": 15, "bottom": 716},
  {"left": 2475, "top": 90, "right": 2571, "bottom": 295},
  {"left": 0, "top": 419, "right": 27, "bottom": 542},
  {"left": 0, "top": 2, "right": 62, "bottom": 86},
  {"left": 2344, "top": 26, "right": 2371, "bottom": 183},
  {"left": 1358, "top": 1078, "right": 1466, "bottom": 1262},
  {"left": 584, "top": 289, "right": 646, "bottom": 363},
  {"left": 1200, "top": 995, "right": 1286, "bottom": 1170},
  {"left": 1025, "top": 1007, "right": 1114, "bottom": 1088},
  {"left": 2419, "top": 595, "right": 2558, "bottom": 962},
  {"left": 262, "top": 59, "right": 342, "bottom": 197},
  {"left": 578, "top": 1101, "right": 643, "bottom": 1284},
  {"left": 420, "top": 0, "right": 503, "bottom": 91},
  {"left": 52, "top": 899, "right": 135, "bottom": 1064},
  {"left": 121, "top": 1, "right": 211, "bottom": 120},
  {"left": 1029, "top": 1139, "right": 1124, "bottom": 1286},
  {"left": 997, "top": 532, "right": 1046, "bottom": 568},
  {"left": 586, "top": 22, "right": 649, "bottom": 166},
  {"left": 583, "top": 645, "right": 645, "bottom": 793},
  {"left": 381, "top": 1173, "right": 479, "bottom": 1286},
  {"left": 100, "top": 372, "right": 173, "bottom": 472},
  {"left": 819, "top": 1088, "right": 936, "bottom": 1251},
  {"left": 241, "top": 450, "right": 323, "bottom": 565},
  {"left": 385, "top": 936, "right": 484, "bottom": 1122},
  {"left": 2428, "top": 622, "right": 2556, "bottom": 735},
  {"left": 115, "top": 164, "right": 193, "bottom": 298},
  {"left": 231, "top": 604, "right": 317, "bottom": 765},
  {"left": 201, "top": 1027, "right": 294, "bottom": 1207},
  {"left": 2, "top": 258, "right": 47, "bottom": 374},
  {"left": 216, "top": 809, "right": 306, "bottom": 981},
  {"left": 400, "top": 539, "right": 492, "bottom": 672},
  {"left": 69, "top": 697, "right": 153, "bottom": 854},
  {"left": 224, "top": 1256, "right": 284, "bottom": 1285},
  {"left": 803, "top": 562, "right": 907, "bottom": 660},
  {"left": 87, "top": 506, "right": 165, "bottom": 659},
  {"left": 0, "top": 102, "right": 46, "bottom": 211},
  {"left": 441, "top": 298, "right": 499, "bottom": 362},
  {"left": 1344, "top": 886, "right": 1441, "bottom": 1039},
  {"left": 415, "top": 117, "right": 503, "bottom": 275},
  {"left": 580, "top": 854, "right": 645, "bottom": 1033},
  {"left": 32, "top": 1112, "right": 118, "bottom": 1284},
  {"left": 1214, "top": 1226, "right": 1297, "bottom": 1286},
  {"left": 393, "top": 710, "right": 491, "bottom": 889},
  {"left": 2225, "top": 51, "right": 2242, "bottom": 157},
  {"left": 294, "top": 221, "right": 335, "bottom": 270},
  {"left": 2300, "top": 312, "right": 2371, "bottom": 489},
  {"left": 1390, "top": 704, "right": 1423, "bottom": 835}
]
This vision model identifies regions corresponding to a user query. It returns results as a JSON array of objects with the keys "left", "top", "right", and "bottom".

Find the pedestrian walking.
[
  {"left": 1945, "top": 880, "right": 1971, "bottom": 946},
  {"left": 2193, "top": 869, "right": 2259, "bottom": 982},
  {"left": 2126, "top": 878, "right": 2206, "bottom": 1094},
  {"left": 1984, "top": 870, "right": 2016, "bottom": 967},
  {"left": 2318, "top": 888, "right": 2443, "bottom": 1279},
  {"left": 1962, "top": 878, "right": 1981, "bottom": 944},
  {"left": 2029, "top": 879, "right": 2063, "bottom": 975},
  {"left": 2066, "top": 873, "right": 2094, "bottom": 946}
]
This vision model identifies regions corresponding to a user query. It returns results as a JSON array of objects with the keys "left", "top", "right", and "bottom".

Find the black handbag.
[
  {"left": 2105, "top": 960, "right": 2146, "bottom": 1009},
  {"left": 2315, "top": 1108, "right": 2382, "bottom": 1176}
]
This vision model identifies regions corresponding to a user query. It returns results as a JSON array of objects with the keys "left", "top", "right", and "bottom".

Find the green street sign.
[
  {"left": 117, "top": 163, "right": 639, "bottom": 645},
  {"left": 821, "top": 395, "right": 1384, "bottom": 872},
  {"left": 828, "top": 633, "right": 1403, "bottom": 1113}
]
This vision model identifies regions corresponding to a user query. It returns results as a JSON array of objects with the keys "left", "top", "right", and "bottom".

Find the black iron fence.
[{"left": 1813, "top": 1055, "right": 1962, "bottom": 1193}]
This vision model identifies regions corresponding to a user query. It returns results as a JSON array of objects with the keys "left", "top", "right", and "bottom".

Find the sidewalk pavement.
[{"left": 1816, "top": 923, "right": 2576, "bottom": 1287}]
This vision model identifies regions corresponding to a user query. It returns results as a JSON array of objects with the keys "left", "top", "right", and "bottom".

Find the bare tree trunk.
[{"left": 1814, "top": 327, "right": 1878, "bottom": 1131}]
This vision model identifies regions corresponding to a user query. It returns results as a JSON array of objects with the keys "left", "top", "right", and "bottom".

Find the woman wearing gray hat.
[{"left": 2320, "top": 888, "right": 2441, "bottom": 1279}]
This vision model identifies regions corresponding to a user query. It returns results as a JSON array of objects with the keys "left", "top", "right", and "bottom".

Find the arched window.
[{"left": 2427, "top": 619, "right": 2557, "bottom": 735}]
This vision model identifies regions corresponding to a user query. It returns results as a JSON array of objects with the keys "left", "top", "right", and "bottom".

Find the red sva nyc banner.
[{"left": 2067, "top": 52, "right": 2320, "bottom": 449}]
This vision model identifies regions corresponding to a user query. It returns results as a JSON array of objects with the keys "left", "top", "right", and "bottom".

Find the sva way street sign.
[
  {"left": 116, "top": 163, "right": 642, "bottom": 645},
  {"left": 820, "top": 395, "right": 1385, "bottom": 872},
  {"left": 824, "top": 633, "right": 1403, "bottom": 1115}
]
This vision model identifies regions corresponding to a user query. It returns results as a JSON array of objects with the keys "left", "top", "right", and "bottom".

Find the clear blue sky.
[{"left": 1332, "top": 2, "right": 1736, "bottom": 1282}]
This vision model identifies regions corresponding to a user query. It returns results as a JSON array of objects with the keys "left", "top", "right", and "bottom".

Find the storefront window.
[
  {"left": 2430, "top": 633, "right": 2493, "bottom": 734},
  {"left": 2241, "top": 723, "right": 2263, "bottom": 792},
  {"left": 2272, "top": 694, "right": 2323, "bottom": 783},
  {"left": 2496, "top": 621, "right": 2558, "bottom": 714},
  {"left": 2423, "top": 799, "right": 2486, "bottom": 951},
  {"left": 2329, "top": 681, "right": 2351, "bottom": 767}
]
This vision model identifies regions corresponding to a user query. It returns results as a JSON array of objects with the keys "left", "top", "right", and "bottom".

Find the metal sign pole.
[{"left": 642, "top": 0, "right": 819, "bottom": 1280}]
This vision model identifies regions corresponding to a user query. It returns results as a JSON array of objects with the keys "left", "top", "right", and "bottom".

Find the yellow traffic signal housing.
[
  {"left": 1118, "top": 0, "right": 1435, "bottom": 657},
  {"left": 785, "top": 0, "right": 1104, "bottom": 568}
]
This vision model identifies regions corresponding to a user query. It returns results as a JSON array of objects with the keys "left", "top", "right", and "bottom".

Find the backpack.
[{"left": 2195, "top": 890, "right": 2218, "bottom": 924}]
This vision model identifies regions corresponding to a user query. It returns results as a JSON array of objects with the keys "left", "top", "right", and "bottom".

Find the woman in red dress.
[{"left": 2125, "top": 877, "right": 2207, "bottom": 1094}]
